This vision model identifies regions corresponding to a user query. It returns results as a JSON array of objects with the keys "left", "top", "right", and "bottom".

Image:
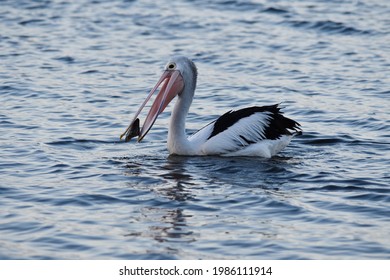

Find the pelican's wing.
[{"left": 188, "top": 105, "right": 301, "bottom": 156}]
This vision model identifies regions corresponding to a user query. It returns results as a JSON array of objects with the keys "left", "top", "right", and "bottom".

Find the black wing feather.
[{"left": 208, "top": 104, "right": 301, "bottom": 140}]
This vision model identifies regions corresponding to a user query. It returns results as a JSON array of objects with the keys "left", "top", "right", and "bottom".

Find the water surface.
[{"left": 1, "top": 0, "right": 389, "bottom": 259}]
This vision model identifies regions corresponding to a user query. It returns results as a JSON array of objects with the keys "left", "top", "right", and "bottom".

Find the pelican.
[{"left": 121, "top": 56, "right": 301, "bottom": 157}]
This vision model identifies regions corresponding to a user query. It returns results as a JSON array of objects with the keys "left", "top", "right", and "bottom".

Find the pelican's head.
[
  {"left": 165, "top": 56, "right": 197, "bottom": 94},
  {"left": 120, "top": 56, "right": 197, "bottom": 142}
]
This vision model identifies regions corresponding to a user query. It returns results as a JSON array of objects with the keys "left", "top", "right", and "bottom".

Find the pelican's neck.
[{"left": 167, "top": 85, "right": 195, "bottom": 155}]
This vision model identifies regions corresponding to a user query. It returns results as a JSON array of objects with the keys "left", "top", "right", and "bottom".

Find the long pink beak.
[{"left": 120, "top": 70, "right": 184, "bottom": 142}]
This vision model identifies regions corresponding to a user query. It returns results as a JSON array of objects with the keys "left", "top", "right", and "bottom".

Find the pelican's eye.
[{"left": 167, "top": 62, "right": 176, "bottom": 70}]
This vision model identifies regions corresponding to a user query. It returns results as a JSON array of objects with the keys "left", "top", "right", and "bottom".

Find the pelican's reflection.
[
  {"left": 123, "top": 155, "right": 198, "bottom": 246},
  {"left": 121, "top": 154, "right": 294, "bottom": 251},
  {"left": 156, "top": 155, "right": 197, "bottom": 201}
]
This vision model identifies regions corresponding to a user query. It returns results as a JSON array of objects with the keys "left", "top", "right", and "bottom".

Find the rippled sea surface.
[{"left": 1, "top": 0, "right": 389, "bottom": 259}]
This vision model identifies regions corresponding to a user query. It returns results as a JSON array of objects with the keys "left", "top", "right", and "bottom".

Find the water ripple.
[
  {"left": 1, "top": 0, "right": 389, "bottom": 260},
  {"left": 283, "top": 19, "right": 373, "bottom": 35}
]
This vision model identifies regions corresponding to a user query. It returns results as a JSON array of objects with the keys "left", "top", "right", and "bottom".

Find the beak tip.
[
  {"left": 121, "top": 118, "right": 141, "bottom": 143},
  {"left": 137, "top": 135, "right": 144, "bottom": 143}
]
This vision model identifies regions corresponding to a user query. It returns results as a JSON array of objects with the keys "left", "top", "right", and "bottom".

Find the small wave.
[
  {"left": 347, "top": 193, "right": 390, "bottom": 203},
  {"left": 207, "top": 0, "right": 263, "bottom": 12},
  {"left": 80, "top": 70, "right": 101, "bottom": 75},
  {"left": 47, "top": 163, "right": 71, "bottom": 175},
  {"left": 0, "top": 85, "right": 17, "bottom": 93},
  {"left": 302, "top": 137, "right": 345, "bottom": 145},
  {"left": 53, "top": 56, "right": 76, "bottom": 64},
  {"left": 261, "top": 7, "right": 289, "bottom": 14},
  {"left": 284, "top": 19, "right": 372, "bottom": 35},
  {"left": 307, "top": 184, "right": 389, "bottom": 193},
  {"left": 76, "top": 193, "right": 124, "bottom": 204},
  {"left": 0, "top": 186, "right": 15, "bottom": 194},
  {"left": 45, "top": 137, "right": 111, "bottom": 151},
  {"left": 18, "top": 19, "right": 45, "bottom": 26},
  {"left": 46, "top": 138, "right": 110, "bottom": 145},
  {"left": 299, "top": 132, "right": 360, "bottom": 146}
]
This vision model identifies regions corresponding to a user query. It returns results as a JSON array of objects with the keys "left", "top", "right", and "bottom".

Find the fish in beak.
[{"left": 120, "top": 70, "right": 184, "bottom": 142}]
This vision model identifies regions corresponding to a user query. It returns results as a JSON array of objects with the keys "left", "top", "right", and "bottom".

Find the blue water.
[{"left": 1, "top": 0, "right": 389, "bottom": 259}]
